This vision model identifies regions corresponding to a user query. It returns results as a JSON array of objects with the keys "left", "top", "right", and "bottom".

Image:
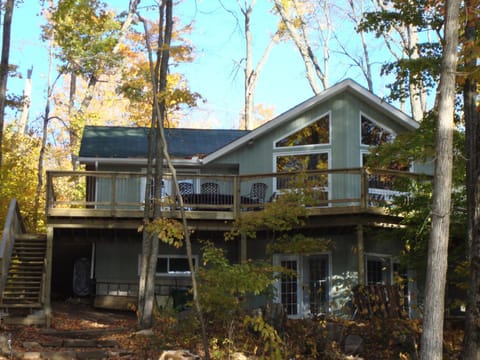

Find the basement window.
[{"left": 156, "top": 255, "right": 197, "bottom": 276}]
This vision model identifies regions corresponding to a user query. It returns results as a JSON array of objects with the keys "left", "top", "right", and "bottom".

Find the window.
[
  {"left": 361, "top": 115, "right": 394, "bottom": 146},
  {"left": 275, "top": 114, "right": 330, "bottom": 148},
  {"left": 275, "top": 152, "right": 329, "bottom": 190},
  {"left": 138, "top": 255, "right": 198, "bottom": 276},
  {"left": 365, "top": 254, "right": 396, "bottom": 285},
  {"left": 274, "top": 254, "right": 330, "bottom": 317}
]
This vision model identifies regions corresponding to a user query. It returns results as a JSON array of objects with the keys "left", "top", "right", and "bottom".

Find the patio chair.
[
  {"left": 201, "top": 182, "right": 219, "bottom": 194},
  {"left": 247, "top": 182, "right": 268, "bottom": 203}
]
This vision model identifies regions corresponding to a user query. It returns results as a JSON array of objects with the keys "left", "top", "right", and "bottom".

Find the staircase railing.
[{"left": 0, "top": 199, "right": 26, "bottom": 297}]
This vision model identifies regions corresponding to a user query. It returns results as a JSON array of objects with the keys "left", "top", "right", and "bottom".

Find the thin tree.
[
  {"left": 33, "top": 16, "right": 62, "bottom": 231},
  {"left": 0, "top": 0, "right": 14, "bottom": 167},
  {"left": 462, "top": 0, "right": 480, "bottom": 357},
  {"left": 219, "top": 0, "right": 279, "bottom": 130},
  {"left": 273, "top": 0, "right": 331, "bottom": 94},
  {"left": 136, "top": 3, "right": 210, "bottom": 357},
  {"left": 18, "top": 66, "right": 33, "bottom": 134},
  {"left": 237, "top": 0, "right": 279, "bottom": 130},
  {"left": 419, "top": 0, "right": 460, "bottom": 358}
]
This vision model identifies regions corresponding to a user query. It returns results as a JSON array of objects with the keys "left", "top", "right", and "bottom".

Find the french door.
[{"left": 274, "top": 254, "right": 330, "bottom": 317}]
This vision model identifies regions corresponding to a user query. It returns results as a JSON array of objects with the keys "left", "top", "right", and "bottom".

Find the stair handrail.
[{"left": 0, "top": 199, "right": 26, "bottom": 297}]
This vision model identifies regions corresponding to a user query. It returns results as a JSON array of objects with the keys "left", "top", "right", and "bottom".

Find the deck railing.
[
  {"left": 0, "top": 199, "right": 26, "bottom": 297},
  {"left": 46, "top": 168, "right": 425, "bottom": 219}
]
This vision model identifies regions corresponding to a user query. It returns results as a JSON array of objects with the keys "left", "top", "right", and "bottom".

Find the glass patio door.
[{"left": 274, "top": 254, "right": 329, "bottom": 317}]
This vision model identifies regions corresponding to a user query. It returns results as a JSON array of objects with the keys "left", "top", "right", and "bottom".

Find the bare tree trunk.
[
  {"left": 33, "top": 26, "right": 60, "bottom": 230},
  {"left": 18, "top": 66, "right": 33, "bottom": 134},
  {"left": 239, "top": 0, "right": 278, "bottom": 130},
  {"left": 407, "top": 28, "right": 426, "bottom": 122},
  {"left": 243, "top": 0, "right": 254, "bottom": 130},
  {"left": 0, "top": 0, "right": 14, "bottom": 167},
  {"left": 137, "top": 4, "right": 210, "bottom": 357},
  {"left": 273, "top": 0, "right": 328, "bottom": 94},
  {"left": 419, "top": 0, "right": 460, "bottom": 358},
  {"left": 462, "top": 0, "right": 480, "bottom": 357}
]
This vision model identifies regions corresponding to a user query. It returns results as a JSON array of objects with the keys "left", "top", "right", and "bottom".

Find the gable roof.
[
  {"left": 79, "top": 126, "right": 249, "bottom": 163},
  {"left": 201, "top": 79, "right": 419, "bottom": 165},
  {"left": 79, "top": 79, "right": 418, "bottom": 166}
]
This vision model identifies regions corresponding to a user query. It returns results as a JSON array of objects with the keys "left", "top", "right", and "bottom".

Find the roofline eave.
[
  {"left": 78, "top": 156, "right": 202, "bottom": 167},
  {"left": 201, "top": 79, "right": 419, "bottom": 165}
]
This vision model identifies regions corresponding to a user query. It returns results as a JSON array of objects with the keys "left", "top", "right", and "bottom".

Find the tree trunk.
[
  {"left": 137, "top": 3, "right": 210, "bottom": 357},
  {"left": 462, "top": 0, "right": 480, "bottom": 357},
  {"left": 419, "top": 0, "right": 460, "bottom": 359},
  {"left": 0, "top": 0, "right": 14, "bottom": 167},
  {"left": 18, "top": 66, "right": 33, "bottom": 134},
  {"left": 273, "top": 0, "right": 327, "bottom": 94},
  {"left": 33, "top": 30, "right": 56, "bottom": 230},
  {"left": 243, "top": 1, "right": 253, "bottom": 130}
]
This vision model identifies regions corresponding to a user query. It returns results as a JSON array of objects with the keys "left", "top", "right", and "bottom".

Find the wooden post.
[
  {"left": 357, "top": 225, "right": 365, "bottom": 286},
  {"left": 240, "top": 232, "right": 247, "bottom": 264},
  {"left": 233, "top": 176, "right": 241, "bottom": 217},
  {"left": 360, "top": 167, "right": 368, "bottom": 209},
  {"left": 45, "top": 226, "right": 54, "bottom": 328}
]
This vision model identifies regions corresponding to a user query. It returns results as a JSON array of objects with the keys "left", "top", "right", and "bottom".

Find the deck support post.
[
  {"left": 240, "top": 232, "right": 247, "bottom": 264},
  {"left": 45, "top": 226, "right": 53, "bottom": 328},
  {"left": 357, "top": 224, "right": 365, "bottom": 286}
]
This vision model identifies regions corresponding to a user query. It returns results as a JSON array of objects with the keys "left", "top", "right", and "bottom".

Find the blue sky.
[{"left": 8, "top": 1, "right": 391, "bottom": 130}]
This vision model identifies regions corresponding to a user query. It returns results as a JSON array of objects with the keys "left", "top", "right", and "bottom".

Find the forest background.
[{"left": 0, "top": 0, "right": 477, "bottom": 358}]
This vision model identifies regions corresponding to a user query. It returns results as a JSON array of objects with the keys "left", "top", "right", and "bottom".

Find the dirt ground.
[{"left": 3, "top": 300, "right": 159, "bottom": 359}]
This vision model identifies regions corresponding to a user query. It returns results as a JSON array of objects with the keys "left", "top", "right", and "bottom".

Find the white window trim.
[
  {"left": 137, "top": 254, "right": 198, "bottom": 277},
  {"left": 273, "top": 111, "right": 332, "bottom": 149},
  {"left": 360, "top": 150, "right": 370, "bottom": 167},
  {"left": 364, "top": 252, "right": 399, "bottom": 285},
  {"left": 273, "top": 252, "right": 331, "bottom": 319},
  {"left": 272, "top": 150, "right": 331, "bottom": 200},
  {"left": 359, "top": 111, "right": 396, "bottom": 148}
]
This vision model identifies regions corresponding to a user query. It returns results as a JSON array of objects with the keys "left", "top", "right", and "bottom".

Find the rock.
[
  {"left": 63, "top": 339, "right": 97, "bottom": 348},
  {"left": 231, "top": 352, "right": 249, "bottom": 360},
  {"left": 326, "top": 322, "right": 344, "bottom": 343},
  {"left": 136, "top": 328, "right": 154, "bottom": 336},
  {"left": 158, "top": 349, "right": 200, "bottom": 360},
  {"left": 344, "top": 334, "right": 364, "bottom": 355},
  {"left": 22, "top": 342, "right": 42, "bottom": 351},
  {"left": 0, "top": 334, "right": 10, "bottom": 354},
  {"left": 20, "top": 352, "right": 42, "bottom": 360},
  {"left": 76, "top": 350, "right": 109, "bottom": 359}
]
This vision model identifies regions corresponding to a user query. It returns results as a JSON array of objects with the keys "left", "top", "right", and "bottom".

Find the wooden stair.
[{"left": 0, "top": 234, "right": 47, "bottom": 324}]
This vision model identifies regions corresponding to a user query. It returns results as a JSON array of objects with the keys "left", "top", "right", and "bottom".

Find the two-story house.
[{"left": 2, "top": 79, "right": 429, "bottom": 323}]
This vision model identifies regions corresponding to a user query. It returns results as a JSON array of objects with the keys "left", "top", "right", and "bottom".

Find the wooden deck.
[{"left": 46, "top": 168, "right": 425, "bottom": 227}]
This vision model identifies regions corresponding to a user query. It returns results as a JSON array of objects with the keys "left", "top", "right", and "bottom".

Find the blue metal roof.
[{"left": 79, "top": 126, "right": 250, "bottom": 159}]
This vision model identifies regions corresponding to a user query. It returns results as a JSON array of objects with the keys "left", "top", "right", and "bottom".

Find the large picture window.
[
  {"left": 361, "top": 115, "right": 394, "bottom": 146},
  {"left": 275, "top": 152, "right": 329, "bottom": 190},
  {"left": 275, "top": 114, "right": 330, "bottom": 148}
]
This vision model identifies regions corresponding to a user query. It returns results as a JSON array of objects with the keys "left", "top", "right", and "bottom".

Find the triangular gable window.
[
  {"left": 361, "top": 115, "right": 394, "bottom": 146},
  {"left": 276, "top": 114, "right": 329, "bottom": 147}
]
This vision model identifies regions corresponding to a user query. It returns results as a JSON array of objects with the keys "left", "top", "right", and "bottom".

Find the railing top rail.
[
  {"left": 47, "top": 168, "right": 367, "bottom": 179},
  {"left": 0, "top": 199, "right": 25, "bottom": 258},
  {"left": 47, "top": 167, "right": 430, "bottom": 178},
  {"left": 367, "top": 167, "right": 433, "bottom": 179}
]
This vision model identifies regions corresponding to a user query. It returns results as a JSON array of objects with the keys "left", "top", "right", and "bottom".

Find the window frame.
[
  {"left": 273, "top": 112, "right": 331, "bottom": 149},
  {"left": 359, "top": 112, "right": 396, "bottom": 148},
  {"left": 272, "top": 150, "right": 331, "bottom": 194},
  {"left": 364, "top": 253, "right": 400, "bottom": 285},
  {"left": 137, "top": 254, "right": 198, "bottom": 277},
  {"left": 273, "top": 252, "right": 331, "bottom": 318}
]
